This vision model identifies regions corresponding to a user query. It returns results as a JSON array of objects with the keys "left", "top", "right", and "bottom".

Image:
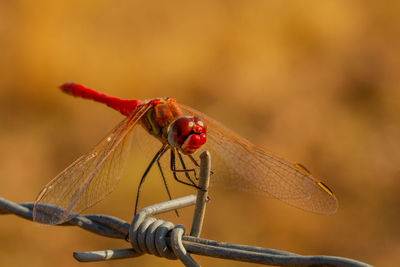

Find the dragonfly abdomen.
[{"left": 60, "top": 83, "right": 143, "bottom": 116}]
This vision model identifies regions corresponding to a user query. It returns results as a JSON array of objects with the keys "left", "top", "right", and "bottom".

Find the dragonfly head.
[{"left": 167, "top": 116, "right": 207, "bottom": 154}]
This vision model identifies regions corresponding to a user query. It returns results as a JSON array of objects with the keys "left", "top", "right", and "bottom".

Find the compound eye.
[
  {"left": 167, "top": 116, "right": 208, "bottom": 154},
  {"left": 168, "top": 117, "right": 195, "bottom": 147},
  {"left": 193, "top": 116, "right": 207, "bottom": 133}
]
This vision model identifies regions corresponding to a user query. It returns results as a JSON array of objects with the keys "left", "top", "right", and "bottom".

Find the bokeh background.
[{"left": 1, "top": 1, "right": 399, "bottom": 266}]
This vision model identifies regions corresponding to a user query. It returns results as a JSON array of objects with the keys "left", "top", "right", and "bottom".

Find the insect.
[{"left": 33, "top": 83, "right": 338, "bottom": 224}]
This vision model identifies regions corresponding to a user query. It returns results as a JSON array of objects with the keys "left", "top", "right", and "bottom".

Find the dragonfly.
[{"left": 33, "top": 83, "right": 338, "bottom": 224}]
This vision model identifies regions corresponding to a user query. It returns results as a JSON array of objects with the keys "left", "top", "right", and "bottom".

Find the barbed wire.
[
  {"left": 0, "top": 151, "right": 372, "bottom": 267},
  {"left": 0, "top": 196, "right": 372, "bottom": 266}
]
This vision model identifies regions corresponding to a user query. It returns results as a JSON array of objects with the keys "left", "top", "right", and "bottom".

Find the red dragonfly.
[{"left": 33, "top": 83, "right": 338, "bottom": 224}]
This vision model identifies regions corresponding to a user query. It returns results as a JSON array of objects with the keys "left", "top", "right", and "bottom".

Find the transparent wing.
[
  {"left": 179, "top": 103, "right": 338, "bottom": 215},
  {"left": 33, "top": 103, "right": 152, "bottom": 224}
]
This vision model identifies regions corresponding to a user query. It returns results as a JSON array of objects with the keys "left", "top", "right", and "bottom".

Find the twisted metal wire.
[
  {"left": 0, "top": 151, "right": 372, "bottom": 266},
  {"left": 0, "top": 196, "right": 372, "bottom": 266}
]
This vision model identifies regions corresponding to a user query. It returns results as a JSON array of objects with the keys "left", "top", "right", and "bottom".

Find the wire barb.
[
  {"left": 190, "top": 151, "right": 211, "bottom": 237},
  {"left": 0, "top": 151, "right": 372, "bottom": 267}
]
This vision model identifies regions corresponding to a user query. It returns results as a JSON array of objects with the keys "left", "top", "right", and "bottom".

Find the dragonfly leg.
[
  {"left": 134, "top": 144, "right": 169, "bottom": 215},
  {"left": 157, "top": 156, "right": 180, "bottom": 217},
  {"left": 177, "top": 151, "right": 199, "bottom": 182},
  {"left": 170, "top": 149, "right": 201, "bottom": 190},
  {"left": 188, "top": 154, "right": 201, "bottom": 167}
]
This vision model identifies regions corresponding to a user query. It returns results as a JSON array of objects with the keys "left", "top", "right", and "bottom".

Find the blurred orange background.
[{"left": 1, "top": 1, "right": 399, "bottom": 266}]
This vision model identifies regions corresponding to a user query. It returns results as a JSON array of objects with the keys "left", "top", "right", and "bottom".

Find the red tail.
[{"left": 59, "top": 83, "right": 143, "bottom": 116}]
